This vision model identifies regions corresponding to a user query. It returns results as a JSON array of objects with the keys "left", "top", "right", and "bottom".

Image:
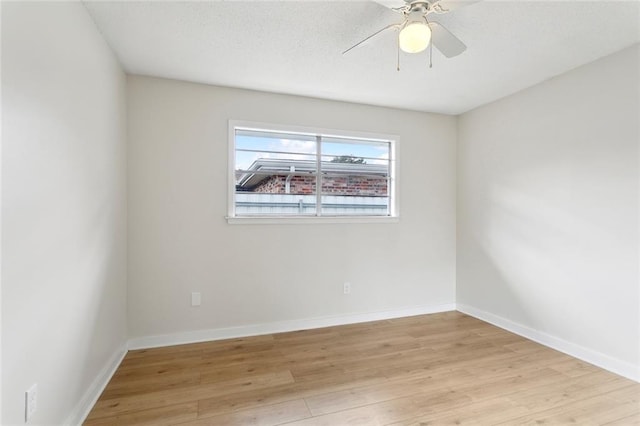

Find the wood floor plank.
[
  {"left": 117, "top": 350, "right": 203, "bottom": 372},
  {"left": 196, "top": 367, "right": 391, "bottom": 418},
  {"left": 87, "top": 370, "right": 294, "bottom": 420},
  {"left": 504, "top": 370, "right": 632, "bottom": 411},
  {"left": 603, "top": 412, "right": 640, "bottom": 425},
  {"left": 100, "top": 370, "right": 201, "bottom": 400},
  {"left": 177, "top": 400, "right": 311, "bottom": 425},
  {"left": 387, "top": 397, "right": 529, "bottom": 426},
  {"left": 83, "top": 402, "right": 198, "bottom": 426},
  {"left": 304, "top": 367, "right": 474, "bottom": 416},
  {"left": 605, "top": 383, "right": 640, "bottom": 404},
  {"left": 282, "top": 389, "right": 471, "bottom": 426},
  {"left": 112, "top": 358, "right": 203, "bottom": 379},
  {"left": 497, "top": 393, "right": 639, "bottom": 425},
  {"left": 548, "top": 357, "right": 602, "bottom": 378},
  {"left": 85, "top": 312, "right": 640, "bottom": 425},
  {"left": 199, "top": 362, "right": 288, "bottom": 383}
]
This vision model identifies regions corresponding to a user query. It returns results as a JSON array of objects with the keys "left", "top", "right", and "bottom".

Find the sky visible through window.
[{"left": 236, "top": 135, "right": 390, "bottom": 171}]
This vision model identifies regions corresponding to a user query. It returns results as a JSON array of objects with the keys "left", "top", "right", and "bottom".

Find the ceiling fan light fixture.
[{"left": 398, "top": 21, "right": 431, "bottom": 53}]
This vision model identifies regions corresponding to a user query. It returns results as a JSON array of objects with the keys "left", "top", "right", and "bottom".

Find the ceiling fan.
[{"left": 343, "top": 0, "right": 479, "bottom": 69}]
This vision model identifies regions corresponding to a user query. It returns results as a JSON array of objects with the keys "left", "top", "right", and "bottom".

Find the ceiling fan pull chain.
[
  {"left": 397, "top": 33, "right": 401, "bottom": 71},
  {"left": 429, "top": 38, "right": 433, "bottom": 68}
]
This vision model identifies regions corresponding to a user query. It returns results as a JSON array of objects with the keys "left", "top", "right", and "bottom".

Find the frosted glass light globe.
[{"left": 399, "top": 22, "right": 431, "bottom": 53}]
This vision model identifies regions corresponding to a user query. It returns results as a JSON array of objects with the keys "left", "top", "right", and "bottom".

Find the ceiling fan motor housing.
[{"left": 406, "top": 1, "right": 431, "bottom": 14}]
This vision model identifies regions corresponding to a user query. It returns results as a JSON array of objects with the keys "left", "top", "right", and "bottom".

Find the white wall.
[
  {"left": 457, "top": 45, "right": 640, "bottom": 379},
  {"left": 0, "top": 2, "right": 4, "bottom": 422},
  {"left": 127, "top": 76, "right": 457, "bottom": 342},
  {"left": 2, "top": 2, "right": 128, "bottom": 424}
]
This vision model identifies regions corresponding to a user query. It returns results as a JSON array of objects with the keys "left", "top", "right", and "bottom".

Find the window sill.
[{"left": 226, "top": 216, "right": 400, "bottom": 225}]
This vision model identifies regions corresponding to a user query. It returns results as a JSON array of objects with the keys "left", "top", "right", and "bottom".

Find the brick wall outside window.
[{"left": 252, "top": 175, "right": 387, "bottom": 196}]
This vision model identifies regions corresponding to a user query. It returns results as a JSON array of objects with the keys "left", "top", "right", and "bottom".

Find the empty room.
[{"left": 2, "top": 0, "right": 639, "bottom": 424}]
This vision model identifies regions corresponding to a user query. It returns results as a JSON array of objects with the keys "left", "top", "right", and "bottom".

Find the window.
[{"left": 228, "top": 121, "right": 397, "bottom": 222}]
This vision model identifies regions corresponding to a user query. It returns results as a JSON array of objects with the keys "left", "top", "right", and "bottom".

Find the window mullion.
[{"left": 316, "top": 135, "right": 322, "bottom": 217}]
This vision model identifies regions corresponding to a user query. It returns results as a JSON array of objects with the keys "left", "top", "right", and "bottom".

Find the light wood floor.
[{"left": 85, "top": 312, "right": 639, "bottom": 425}]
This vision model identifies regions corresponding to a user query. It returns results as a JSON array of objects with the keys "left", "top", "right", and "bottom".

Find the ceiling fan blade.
[
  {"left": 342, "top": 24, "right": 399, "bottom": 55},
  {"left": 371, "top": 0, "right": 405, "bottom": 9},
  {"left": 431, "top": 0, "right": 482, "bottom": 14},
  {"left": 429, "top": 21, "right": 466, "bottom": 58}
]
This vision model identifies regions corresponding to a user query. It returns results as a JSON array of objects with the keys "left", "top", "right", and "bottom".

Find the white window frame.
[{"left": 227, "top": 120, "right": 399, "bottom": 224}]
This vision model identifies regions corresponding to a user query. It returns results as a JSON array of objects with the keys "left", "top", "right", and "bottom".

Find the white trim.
[
  {"left": 229, "top": 120, "right": 399, "bottom": 144},
  {"left": 316, "top": 134, "right": 322, "bottom": 216},
  {"left": 389, "top": 133, "right": 399, "bottom": 218},
  {"left": 0, "top": 4, "right": 4, "bottom": 419},
  {"left": 228, "top": 119, "right": 237, "bottom": 219},
  {"left": 128, "top": 303, "right": 455, "bottom": 350},
  {"left": 226, "top": 215, "right": 400, "bottom": 225},
  {"left": 64, "top": 343, "right": 128, "bottom": 426},
  {"left": 457, "top": 304, "right": 640, "bottom": 383}
]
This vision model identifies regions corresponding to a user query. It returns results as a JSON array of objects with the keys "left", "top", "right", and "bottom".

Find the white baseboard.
[
  {"left": 457, "top": 303, "right": 640, "bottom": 383},
  {"left": 127, "top": 303, "right": 456, "bottom": 350},
  {"left": 64, "top": 342, "right": 128, "bottom": 426}
]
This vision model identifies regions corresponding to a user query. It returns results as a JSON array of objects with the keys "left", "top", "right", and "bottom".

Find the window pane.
[
  {"left": 320, "top": 174, "right": 389, "bottom": 216},
  {"left": 235, "top": 129, "right": 317, "bottom": 171},
  {"left": 236, "top": 129, "right": 316, "bottom": 144},
  {"left": 322, "top": 138, "right": 390, "bottom": 166},
  {"left": 320, "top": 194, "right": 389, "bottom": 216},
  {"left": 235, "top": 192, "right": 317, "bottom": 216},
  {"left": 235, "top": 128, "right": 318, "bottom": 215},
  {"left": 319, "top": 139, "right": 390, "bottom": 216}
]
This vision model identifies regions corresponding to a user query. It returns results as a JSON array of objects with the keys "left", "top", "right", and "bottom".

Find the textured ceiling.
[{"left": 83, "top": 1, "right": 640, "bottom": 115}]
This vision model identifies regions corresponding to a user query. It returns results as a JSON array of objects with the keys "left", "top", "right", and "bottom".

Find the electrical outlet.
[
  {"left": 25, "top": 383, "right": 37, "bottom": 422},
  {"left": 191, "top": 292, "right": 201, "bottom": 306},
  {"left": 343, "top": 282, "right": 351, "bottom": 295}
]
